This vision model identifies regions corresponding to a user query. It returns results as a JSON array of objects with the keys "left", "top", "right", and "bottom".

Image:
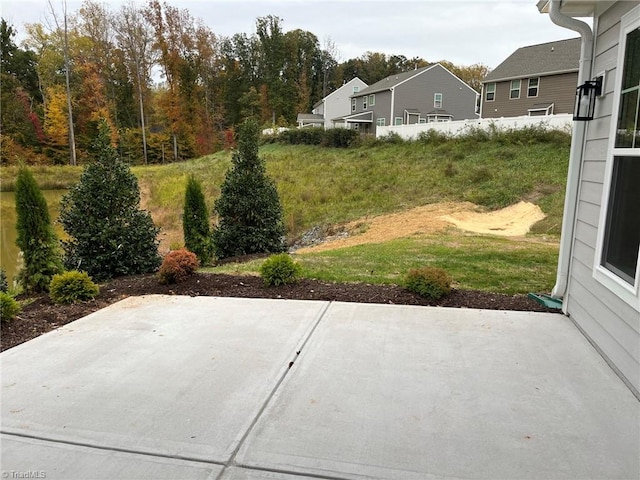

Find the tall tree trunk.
[{"left": 136, "top": 65, "right": 148, "bottom": 164}]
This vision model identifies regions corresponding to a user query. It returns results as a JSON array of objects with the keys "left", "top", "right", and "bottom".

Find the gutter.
[{"left": 547, "top": 0, "right": 594, "bottom": 310}]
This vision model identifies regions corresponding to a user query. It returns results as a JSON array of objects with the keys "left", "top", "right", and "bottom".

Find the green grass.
[{"left": 207, "top": 234, "right": 559, "bottom": 295}]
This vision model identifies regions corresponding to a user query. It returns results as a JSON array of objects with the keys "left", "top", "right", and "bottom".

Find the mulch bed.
[{"left": 1, "top": 272, "right": 556, "bottom": 352}]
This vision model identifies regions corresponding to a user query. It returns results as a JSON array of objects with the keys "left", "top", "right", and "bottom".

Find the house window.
[
  {"left": 351, "top": 98, "right": 356, "bottom": 112},
  {"left": 434, "top": 93, "right": 443, "bottom": 109},
  {"left": 595, "top": 7, "right": 640, "bottom": 308},
  {"left": 376, "top": 117, "right": 386, "bottom": 127},
  {"left": 528, "top": 77, "right": 539, "bottom": 97},
  {"left": 353, "top": 85, "right": 359, "bottom": 93},
  {"left": 369, "top": 94, "right": 375, "bottom": 107},
  {"left": 353, "top": 123, "right": 359, "bottom": 131},
  {"left": 485, "top": 83, "right": 495, "bottom": 102},
  {"left": 363, "top": 96, "right": 368, "bottom": 109},
  {"left": 394, "top": 117, "right": 403, "bottom": 125},
  {"left": 418, "top": 118, "right": 427, "bottom": 124},
  {"left": 510, "top": 79, "right": 521, "bottom": 99}
]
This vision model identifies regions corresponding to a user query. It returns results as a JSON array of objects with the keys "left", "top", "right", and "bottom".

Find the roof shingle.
[{"left": 483, "top": 37, "right": 580, "bottom": 83}]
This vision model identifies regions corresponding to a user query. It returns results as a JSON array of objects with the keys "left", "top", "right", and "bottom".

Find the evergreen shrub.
[
  {"left": 14, "top": 167, "right": 64, "bottom": 292},
  {"left": 260, "top": 253, "right": 302, "bottom": 286},
  {"left": 404, "top": 266, "right": 452, "bottom": 300},
  {"left": 49, "top": 270, "right": 99, "bottom": 304},
  {"left": 0, "top": 292, "right": 20, "bottom": 322},
  {"left": 59, "top": 119, "right": 161, "bottom": 280},
  {"left": 183, "top": 176, "right": 212, "bottom": 264},
  {"left": 212, "top": 120, "right": 286, "bottom": 259},
  {"left": 158, "top": 248, "right": 200, "bottom": 284},
  {"left": 0, "top": 268, "right": 8, "bottom": 293}
]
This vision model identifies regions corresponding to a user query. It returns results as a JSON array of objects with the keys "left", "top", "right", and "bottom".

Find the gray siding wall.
[
  {"left": 481, "top": 72, "right": 578, "bottom": 118},
  {"left": 351, "top": 90, "right": 391, "bottom": 134},
  {"left": 393, "top": 65, "right": 478, "bottom": 124},
  {"left": 567, "top": 1, "right": 639, "bottom": 396}
]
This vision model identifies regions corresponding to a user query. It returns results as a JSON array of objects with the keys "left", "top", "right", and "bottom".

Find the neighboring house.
[
  {"left": 538, "top": 0, "right": 639, "bottom": 398},
  {"left": 480, "top": 37, "right": 580, "bottom": 118},
  {"left": 297, "top": 77, "right": 368, "bottom": 129},
  {"left": 338, "top": 63, "right": 478, "bottom": 135}
]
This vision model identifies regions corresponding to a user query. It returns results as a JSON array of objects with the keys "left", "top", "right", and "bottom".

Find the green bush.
[
  {"left": 158, "top": 248, "right": 200, "bottom": 284},
  {"left": 59, "top": 119, "right": 161, "bottom": 280},
  {"left": 404, "top": 266, "right": 452, "bottom": 300},
  {"left": 321, "top": 128, "right": 359, "bottom": 148},
  {"left": 212, "top": 120, "right": 286, "bottom": 259},
  {"left": 182, "top": 176, "right": 213, "bottom": 265},
  {"left": 0, "top": 292, "right": 20, "bottom": 322},
  {"left": 260, "top": 253, "right": 302, "bottom": 286},
  {"left": 14, "top": 167, "right": 64, "bottom": 292},
  {"left": 49, "top": 270, "right": 99, "bottom": 305},
  {"left": 0, "top": 268, "right": 8, "bottom": 293},
  {"left": 279, "top": 128, "right": 324, "bottom": 145}
]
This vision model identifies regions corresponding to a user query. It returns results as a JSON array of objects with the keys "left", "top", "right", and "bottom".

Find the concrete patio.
[{"left": 1, "top": 295, "right": 638, "bottom": 479}]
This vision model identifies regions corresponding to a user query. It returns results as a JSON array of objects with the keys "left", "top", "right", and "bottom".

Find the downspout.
[
  {"left": 548, "top": 0, "right": 594, "bottom": 310},
  {"left": 390, "top": 87, "right": 395, "bottom": 129}
]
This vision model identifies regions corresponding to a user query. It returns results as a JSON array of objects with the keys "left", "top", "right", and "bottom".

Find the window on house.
[
  {"left": 434, "top": 93, "right": 443, "bottom": 109},
  {"left": 528, "top": 77, "right": 539, "bottom": 97},
  {"left": 353, "top": 86, "right": 359, "bottom": 93},
  {"left": 376, "top": 117, "right": 386, "bottom": 127},
  {"left": 363, "top": 96, "right": 368, "bottom": 109},
  {"left": 419, "top": 118, "right": 427, "bottom": 124},
  {"left": 485, "top": 83, "right": 495, "bottom": 101},
  {"left": 602, "top": 24, "right": 640, "bottom": 284},
  {"left": 595, "top": 9, "right": 640, "bottom": 307},
  {"left": 369, "top": 94, "right": 375, "bottom": 107},
  {"left": 351, "top": 98, "right": 356, "bottom": 112},
  {"left": 353, "top": 123, "right": 359, "bottom": 131},
  {"left": 510, "top": 79, "right": 521, "bottom": 99},
  {"left": 394, "top": 117, "right": 403, "bottom": 125}
]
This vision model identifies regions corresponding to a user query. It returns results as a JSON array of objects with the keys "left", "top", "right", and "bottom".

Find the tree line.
[{"left": 0, "top": 0, "right": 490, "bottom": 166}]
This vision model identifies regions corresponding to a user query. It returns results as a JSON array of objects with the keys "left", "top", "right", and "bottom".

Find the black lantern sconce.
[{"left": 573, "top": 76, "right": 603, "bottom": 121}]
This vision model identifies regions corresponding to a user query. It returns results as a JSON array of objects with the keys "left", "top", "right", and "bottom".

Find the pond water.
[{"left": 1, "top": 191, "right": 67, "bottom": 289}]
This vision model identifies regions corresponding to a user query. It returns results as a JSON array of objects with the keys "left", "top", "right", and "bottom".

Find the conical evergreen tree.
[
  {"left": 14, "top": 167, "right": 64, "bottom": 292},
  {"left": 59, "top": 119, "right": 161, "bottom": 280},
  {"left": 183, "top": 175, "right": 212, "bottom": 264},
  {"left": 212, "top": 120, "right": 286, "bottom": 259}
]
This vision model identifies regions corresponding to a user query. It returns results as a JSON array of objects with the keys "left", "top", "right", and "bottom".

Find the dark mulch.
[{"left": 1, "top": 272, "right": 556, "bottom": 352}]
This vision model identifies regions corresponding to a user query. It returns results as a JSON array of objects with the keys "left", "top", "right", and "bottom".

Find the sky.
[{"left": 1, "top": 0, "right": 583, "bottom": 70}]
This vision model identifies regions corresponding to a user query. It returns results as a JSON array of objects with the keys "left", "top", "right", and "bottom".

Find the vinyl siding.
[
  {"left": 481, "top": 72, "right": 578, "bottom": 118},
  {"left": 566, "top": 0, "right": 639, "bottom": 396},
  {"left": 392, "top": 65, "right": 477, "bottom": 124},
  {"left": 323, "top": 78, "right": 368, "bottom": 128}
]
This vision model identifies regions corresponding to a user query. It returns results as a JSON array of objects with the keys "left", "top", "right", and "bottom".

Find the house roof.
[
  {"left": 354, "top": 65, "right": 437, "bottom": 96},
  {"left": 297, "top": 113, "right": 324, "bottom": 123},
  {"left": 314, "top": 77, "right": 367, "bottom": 108},
  {"left": 483, "top": 37, "right": 581, "bottom": 83}
]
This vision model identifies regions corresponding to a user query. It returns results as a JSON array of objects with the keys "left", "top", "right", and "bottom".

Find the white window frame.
[
  {"left": 434, "top": 92, "right": 443, "bottom": 109},
  {"left": 352, "top": 85, "right": 359, "bottom": 93},
  {"left": 418, "top": 118, "right": 427, "bottom": 124},
  {"left": 351, "top": 98, "right": 356, "bottom": 112},
  {"left": 485, "top": 83, "right": 495, "bottom": 102},
  {"left": 510, "top": 79, "right": 521, "bottom": 99},
  {"left": 394, "top": 117, "right": 403, "bottom": 126},
  {"left": 369, "top": 94, "right": 375, "bottom": 107},
  {"left": 376, "top": 117, "right": 385, "bottom": 127},
  {"left": 363, "top": 96, "right": 368, "bottom": 109},
  {"left": 593, "top": 5, "right": 640, "bottom": 310},
  {"left": 527, "top": 77, "right": 540, "bottom": 97}
]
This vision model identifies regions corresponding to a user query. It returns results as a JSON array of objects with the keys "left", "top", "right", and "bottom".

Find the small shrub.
[
  {"left": 158, "top": 248, "right": 200, "bottom": 284},
  {"left": 0, "top": 292, "right": 21, "bottom": 322},
  {"left": 322, "top": 128, "right": 358, "bottom": 148},
  {"left": 260, "top": 254, "right": 302, "bottom": 287},
  {"left": 404, "top": 266, "right": 452, "bottom": 300},
  {"left": 49, "top": 270, "right": 100, "bottom": 305},
  {"left": 0, "top": 268, "right": 7, "bottom": 293}
]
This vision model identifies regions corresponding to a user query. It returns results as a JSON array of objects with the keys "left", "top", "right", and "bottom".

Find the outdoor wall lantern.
[{"left": 573, "top": 77, "right": 603, "bottom": 121}]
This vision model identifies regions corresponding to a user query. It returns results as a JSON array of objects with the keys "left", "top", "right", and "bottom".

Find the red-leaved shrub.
[{"left": 158, "top": 248, "right": 200, "bottom": 284}]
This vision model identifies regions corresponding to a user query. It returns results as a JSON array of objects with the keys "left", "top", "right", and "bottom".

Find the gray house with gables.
[{"left": 338, "top": 63, "right": 478, "bottom": 135}]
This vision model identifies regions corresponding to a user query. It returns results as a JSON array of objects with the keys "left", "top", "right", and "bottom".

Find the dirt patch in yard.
[{"left": 296, "top": 201, "right": 546, "bottom": 253}]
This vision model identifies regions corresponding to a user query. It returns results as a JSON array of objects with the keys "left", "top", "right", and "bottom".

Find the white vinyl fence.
[{"left": 376, "top": 114, "right": 573, "bottom": 140}]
